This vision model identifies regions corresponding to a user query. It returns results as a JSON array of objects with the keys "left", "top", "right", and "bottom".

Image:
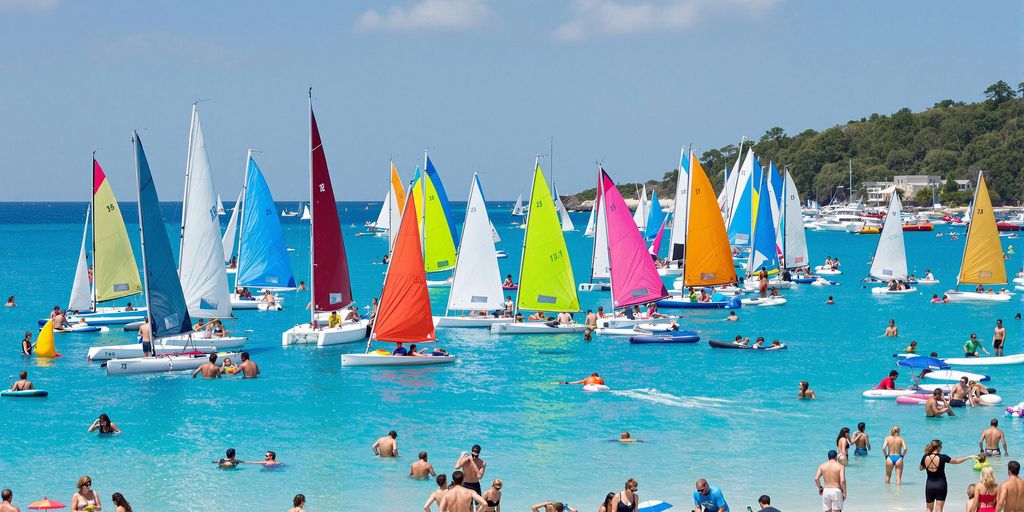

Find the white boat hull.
[
  {"left": 656, "top": 267, "right": 685, "bottom": 276},
  {"left": 943, "top": 291, "right": 1012, "bottom": 302},
  {"left": 230, "top": 294, "right": 285, "bottom": 310},
  {"left": 87, "top": 336, "right": 246, "bottom": 361},
  {"left": 341, "top": 353, "right": 456, "bottom": 367},
  {"left": 742, "top": 280, "right": 794, "bottom": 291},
  {"left": 862, "top": 389, "right": 915, "bottom": 399},
  {"left": 814, "top": 266, "right": 842, "bottom": 275},
  {"left": 281, "top": 320, "right": 370, "bottom": 346},
  {"left": 595, "top": 323, "right": 676, "bottom": 336},
  {"left": 489, "top": 323, "right": 587, "bottom": 334},
  {"left": 943, "top": 354, "right": 1024, "bottom": 366},
  {"left": 914, "top": 278, "right": 940, "bottom": 285},
  {"left": 594, "top": 317, "right": 674, "bottom": 329},
  {"left": 432, "top": 316, "right": 514, "bottom": 328},
  {"left": 870, "top": 286, "right": 917, "bottom": 294},
  {"left": 578, "top": 282, "right": 611, "bottom": 292},
  {"left": 426, "top": 277, "right": 453, "bottom": 288},
  {"left": 921, "top": 369, "right": 989, "bottom": 382},
  {"left": 106, "top": 352, "right": 240, "bottom": 375},
  {"left": 740, "top": 297, "right": 788, "bottom": 306}
]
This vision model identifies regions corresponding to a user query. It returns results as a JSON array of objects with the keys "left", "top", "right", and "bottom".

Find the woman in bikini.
[
  {"left": 480, "top": 479, "right": 502, "bottom": 512},
  {"left": 287, "top": 494, "right": 306, "bottom": 512},
  {"left": 797, "top": 381, "right": 816, "bottom": 399},
  {"left": 609, "top": 477, "right": 639, "bottom": 512},
  {"left": 851, "top": 422, "right": 871, "bottom": 456},
  {"left": 422, "top": 474, "right": 449, "bottom": 512},
  {"left": 836, "top": 427, "right": 853, "bottom": 465},
  {"left": 975, "top": 466, "right": 999, "bottom": 512},
  {"left": 87, "top": 414, "right": 120, "bottom": 435},
  {"left": 883, "top": 425, "right": 908, "bottom": 485},
  {"left": 110, "top": 493, "right": 131, "bottom": 512},
  {"left": 71, "top": 475, "right": 102, "bottom": 511}
]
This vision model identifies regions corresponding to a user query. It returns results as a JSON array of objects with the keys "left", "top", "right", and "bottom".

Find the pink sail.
[
  {"left": 648, "top": 217, "right": 667, "bottom": 256},
  {"left": 600, "top": 169, "right": 669, "bottom": 309}
]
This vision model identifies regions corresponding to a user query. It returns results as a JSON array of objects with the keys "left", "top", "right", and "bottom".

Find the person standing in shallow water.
[
  {"left": 852, "top": 422, "right": 871, "bottom": 457},
  {"left": 919, "top": 439, "right": 974, "bottom": 512},
  {"left": 372, "top": 431, "right": 398, "bottom": 457},
  {"left": 454, "top": 445, "right": 486, "bottom": 495},
  {"left": 882, "top": 425, "right": 908, "bottom": 485},
  {"left": 410, "top": 451, "right": 436, "bottom": 479},
  {"left": 287, "top": 494, "right": 305, "bottom": 512},
  {"left": 815, "top": 450, "right": 846, "bottom": 512}
]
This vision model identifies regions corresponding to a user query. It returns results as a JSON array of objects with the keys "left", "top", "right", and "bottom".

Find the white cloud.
[
  {"left": 554, "top": 0, "right": 777, "bottom": 42},
  {"left": 0, "top": 0, "right": 57, "bottom": 14},
  {"left": 356, "top": 0, "right": 492, "bottom": 31}
]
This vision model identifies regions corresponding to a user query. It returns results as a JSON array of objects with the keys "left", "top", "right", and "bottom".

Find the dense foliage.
[{"left": 573, "top": 81, "right": 1023, "bottom": 207}]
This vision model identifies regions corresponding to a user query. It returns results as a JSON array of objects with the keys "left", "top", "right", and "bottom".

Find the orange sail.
[
  {"left": 371, "top": 193, "right": 436, "bottom": 343},
  {"left": 684, "top": 152, "right": 738, "bottom": 287}
]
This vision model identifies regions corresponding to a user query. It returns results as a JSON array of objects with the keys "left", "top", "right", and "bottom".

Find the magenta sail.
[
  {"left": 600, "top": 169, "right": 669, "bottom": 308},
  {"left": 310, "top": 107, "right": 352, "bottom": 313}
]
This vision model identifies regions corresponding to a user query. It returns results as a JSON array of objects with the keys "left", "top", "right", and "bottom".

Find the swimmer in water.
[
  {"left": 409, "top": 451, "right": 436, "bottom": 479},
  {"left": 725, "top": 311, "right": 738, "bottom": 322},
  {"left": 617, "top": 432, "right": 642, "bottom": 443},
  {"left": 798, "top": 381, "right": 816, "bottom": 399},
  {"left": 852, "top": 422, "right": 871, "bottom": 456},
  {"left": 825, "top": 296, "right": 835, "bottom": 305},
  {"left": 214, "top": 448, "right": 244, "bottom": 468},
  {"left": 560, "top": 373, "right": 604, "bottom": 386},
  {"left": 884, "top": 319, "right": 898, "bottom": 337}
]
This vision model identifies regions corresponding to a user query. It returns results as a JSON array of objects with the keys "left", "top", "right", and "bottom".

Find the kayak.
[
  {"left": 0, "top": 389, "right": 48, "bottom": 398},
  {"left": 921, "top": 370, "right": 990, "bottom": 382},
  {"left": 707, "top": 339, "right": 787, "bottom": 350},
  {"left": 54, "top": 325, "right": 109, "bottom": 334},
  {"left": 944, "top": 354, "right": 1024, "bottom": 366},
  {"left": 629, "top": 333, "right": 700, "bottom": 344}
]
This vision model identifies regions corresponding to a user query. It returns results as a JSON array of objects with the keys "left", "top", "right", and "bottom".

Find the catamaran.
[
  {"left": 433, "top": 173, "right": 512, "bottom": 328},
  {"left": 491, "top": 160, "right": 583, "bottom": 334},
  {"left": 229, "top": 151, "right": 295, "bottom": 309},
  {"left": 282, "top": 97, "right": 369, "bottom": 346},
  {"left": 342, "top": 192, "right": 455, "bottom": 367},
  {"left": 657, "top": 150, "right": 742, "bottom": 309},
  {"left": 867, "top": 192, "right": 916, "bottom": 294},
  {"left": 412, "top": 155, "right": 459, "bottom": 288},
  {"left": 945, "top": 172, "right": 1012, "bottom": 302},
  {"left": 106, "top": 132, "right": 239, "bottom": 375},
  {"left": 90, "top": 106, "right": 246, "bottom": 359}
]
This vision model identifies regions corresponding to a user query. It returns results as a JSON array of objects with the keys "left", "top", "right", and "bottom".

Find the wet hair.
[
  {"left": 97, "top": 414, "right": 113, "bottom": 433},
  {"left": 209, "top": 353, "right": 217, "bottom": 362},
  {"left": 1, "top": 489, "right": 10, "bottom": 501},
  {"left": 241, "top": 351, "right": 250, "bottom": 361},
  {"left": 452, "top": 470, "right": 464, "bottom": 485},
  {"left": 924, "top": 439, "right": 942, "bottom": 454},
  {"left": 77, "top": 475, "right": 92, "bottom": 489},
  {"left": 266, "top": 450, "right": 276, "bottom": 460},
  {"left": 799, "top": 381, "right": 809, "bottom": 391},
  {"left": 418, "top": 451, "right": 428, "bottom": 460},
  {"left": 293, "top": 494, "right": 305, "bottom": 507},
  {"left": 1010, "top": 461, "right": 1020, "bottom": 476},
  {"left": 827, "top": 450, "right": 838, "bottom": 460},
  {"left": 602, "top": 492, "right": 615, "bottom": 509},
  {"left": 890, "top": 425, "right": 900, "bottom": 435},
  {"left": 19, "top": 371, "right": 27, "bottom": 379},
  {"left": 553, "top": 504, "right": 565, "bottom": 512},
  {"left": 436, "top": 474, "right": 448, "bottom": 488},
  {"left": 857, "top": 422, "right": 865, "bottom": 432},
  {"left": 836, "top": 427, "right": 850, "bottom": 445},
  {"left": 226, "top": 448, "right": 236, "bottom": 458},
  {"left": 388, "top": 430, "right": 397, "bottom": 438},
  {"left": 991, "top": 418, "right": 999, "bottom": 426},
  {"left": 111, "top": 493, "right": 131, "bottom": 512}
]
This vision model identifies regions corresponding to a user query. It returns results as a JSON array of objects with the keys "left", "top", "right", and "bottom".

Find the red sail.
[
  {"left": 310, "top": 107, "right": 352, "bottom": 312},
  {"left": 372, "top": 193, "right": 436, "bottom": 343}
]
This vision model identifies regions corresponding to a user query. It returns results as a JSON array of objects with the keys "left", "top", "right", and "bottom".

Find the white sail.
[
  {"left": 216, "top": 194, "right": 225, "bottom": 215},
  {"left": 490, "top": 222, "right": 501, "bottom": 243},
  {"left": 68, "top": 205, "right": 92, "bottom": 311},
  {"left": 511, "top": 193, "right": 524, "bottom": 216},
  {"left": 668, "top": 147, "right": 690, "bottom": 262},
  {"left": 583, "top": 198, "right": 597, "bottom": 237},
  {"left": 554, "top": 186, "right": 575, "bottom": 232},
  {"left": 447, "top": 174, "right": 504, "bottom": 312},
  {"left": 222, "top": 190, "right": 241, "bottom": 264},
  {"left": 633, "top": 185, "right": 648, "bottom": 230},
  {"left": 782, "top": 170, "right": 809, "bottom": 268},
  {"left": 591, "top": 187, "right": 610, "bottom": 280},
  {"left": 373, "top": 187, "right": 392, "bottom": 229},
  {"left": 387, "top": 183, "right": 401, "bottom": 250},
  {"left": 869, "top": 192, "right": 908, "bottom": 281},
  {"left": 300, "top": 202, "right": 310, "bottom": 220},
  {"left": 179, "top": 105, "right": 232, "bottom": 319},
  {"left": 721, "top": 149, "right": 744, "bottom": 216}
]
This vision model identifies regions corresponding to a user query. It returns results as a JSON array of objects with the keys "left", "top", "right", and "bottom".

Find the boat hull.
[
  {"left": 578, "top": 282, "right": 611, "bottom": 292},
  {"left": 87, "top": 336, "right": 246, "bottom": 361},
  {"left": 489, "top": 323, "right": 587, "bottom": 334},
  {"left": 870, "top": 286, "right": 917, "bottom": 294},
  {"left": 106, "top": 352, "right": 240, "bottom": 375},
  {"left": 230, "top": 294, "right": 284, "bottom": 310},
  {"left": 629, "top": 334, "right": 700, "bottom": 344},
  {"left": 657, "top": 296, "right": 742, "bottom": 309},
  {"left": 944, "top": 291, "right": 1012, "bottom": 302},
  {"left": 432, "top": 316, "right": 514, "bottom": 328},
  {"left": 281, "top": 320, "right": 370, "bottom": 346},
  {"left": 943, "top": 354, "right": 1024, "bottom": 366},
  {"left": 341, "top": 353, "right": 456, "bottom": 366}
]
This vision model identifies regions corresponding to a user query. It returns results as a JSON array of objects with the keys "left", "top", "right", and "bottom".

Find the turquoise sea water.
[{"left": 0, "top": 201, "right": 1020, "bottom": 512}]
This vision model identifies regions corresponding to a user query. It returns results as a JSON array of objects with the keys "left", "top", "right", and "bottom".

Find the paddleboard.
[
  {"left": 944, "top": 354, "right": 1024, "bottom": 366},
  {"left": 862, "top": 389, "right": 914, "bottom": 399},
  {"left": 921, "top": 370, "right": 990, "bottom": 382},
  {"left": 1, "top": 389, "right": 48, "bottom": 398}
]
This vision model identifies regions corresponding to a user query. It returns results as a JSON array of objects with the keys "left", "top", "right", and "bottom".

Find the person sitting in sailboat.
[
  {"left": 392, "top": 342, "right": 408, "bottom": 356},
  {"left": 343, "top": 305, "right": 360, "bottom": 322},
  {"left": 210, "top": 319, "right": 229, "bottom": 338},
  {"left": 555, "top": 312, "right": 575, "bottom": 326},
  {"left": 645, "top": 303, "right": 667, "bottom": 319},
  {"left": 327, "top": 311, "right": 341, "bottom": 329},
  {"left": 925, "top": 269, "right": 935, "bottom": 280},
  {"left": 261, "top": 290, "right": 277, "bottom": 305},
  {"left": 698, "top": 289, "right": 712, "bottom": 303},
  {"left": 528, "top": 311, "right": 547, "bottom": 321},
  {"left": 502, "top": 274, "right": 515, "bottom": 288}
]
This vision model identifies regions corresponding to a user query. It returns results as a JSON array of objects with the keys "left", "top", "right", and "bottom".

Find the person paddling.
[{"left": 559, "top": 373, "right": 604, "bottom": 386}]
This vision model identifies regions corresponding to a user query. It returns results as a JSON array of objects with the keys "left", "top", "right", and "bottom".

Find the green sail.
[{"left": 517, "top": 164, "right": 579, "bottom": 312}]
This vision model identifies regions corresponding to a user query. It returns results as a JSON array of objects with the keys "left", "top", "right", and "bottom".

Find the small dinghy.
[
  {"left": 629, "top": 332, "right": 700, "bottom": 344},
  {"left": 708, "top": 339, "right": 787, "bottom": 350}
]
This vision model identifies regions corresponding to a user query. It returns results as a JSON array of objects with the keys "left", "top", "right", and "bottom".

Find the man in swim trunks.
[
  {"left": 454, "top": 445, "right": 486, "bottom": 494},
  {"left": 237, "top": 351, "right": 260, "bottom": 378},
  {"left": 138, "top": 318, "right": 153, "bottom": 357},
  {"left": 192, "top": 354, "right": 221, "bottom": 379},
  {"left": 884, "top": 319, "right": 898, "bottom": 336},
  {"left": 997, "top": 461, "right": 1024, "bottom": 511},
  {"left": 925, "top": 388, "right": 955, "bottom": 417},
  {"left": 440, "top": 471, "right": 487, "bottom": 512},
  {"left": 875, "top": 370, "right": 899, "bottom": 390},
  {"left": 10, "top": 371, "right": 33, "bottom": 391},
  {"left": 964, "top": 333, "right": 989, "bottom": 357},
  {"left": 980, "top": 419, "right": 1008, "bottom": 457},
  {"left": 584, "top": 310, "right": 597, "bottom": 330},
  {"left": 814, "top": 450, "right": 846, "bottom": 512},
  {"left": 410, "top": 451, "right": 436, "bottom": 479},
  {"left": 993, "top": 319, "right": 1006, "bottom": 356},
  {"left": 950, "top": 376, "right": 972, "bottom": 405},
  {"left": 693, "top": 478, "right": 729, "bottom": 512},
  {"left": 372, "top": 431, "right": 398, "bottom": 457},
  {"left": 0, "top": 488, "right": 18, "bottom": 512}
]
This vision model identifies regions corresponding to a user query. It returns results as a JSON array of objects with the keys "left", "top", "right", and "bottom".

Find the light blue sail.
[
  {"left": 134, "top": 132, "right": 192, "bottom": 338},
  {"left": 644, "top": 189, "right": 666, "bottom": 240},
  {"left": 768, "top": 161, "right": 784, "bottom": 210},
  {"left": 748, "top": 166, "right": 780, "bottom": 274},
  {"left": 727, "top": 157, "right": 760, "bottom": 246},
  {"left": 236, "top": 156, "right": 296, "bottom": 289},
  {"left": 425, "top": 156, "right": 459, "bottom": 245}
]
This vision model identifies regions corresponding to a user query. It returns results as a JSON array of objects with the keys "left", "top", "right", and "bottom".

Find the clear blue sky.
[{"left": 1, "top": 0, "right": 1020, "bottom": 201}]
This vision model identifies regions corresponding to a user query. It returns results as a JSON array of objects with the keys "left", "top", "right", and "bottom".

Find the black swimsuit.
[{"left": 921, "top": 453, "right": 951, "bottom": 502}]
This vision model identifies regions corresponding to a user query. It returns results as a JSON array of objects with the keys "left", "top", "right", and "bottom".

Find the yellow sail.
[
  {"left": 685, "top": 153, "right": 738, "bottom": 287},
  {"left": 517, "top": 164, "right": 579, "bottom": 312},
  {"left": 412, "top": 171, "right": 457, "bottom": 272},
  {"left": 958, "top": 173, "right": 1006, "bottom": 285},
  {"left": 93, "top": 160, "right": 142, "bottom": 302},
  {"left": 34, "top": 320, "right": 57, "bottom": 358},
  {"left": 390, "top": 162, "right": 406, "bottom": 213}
]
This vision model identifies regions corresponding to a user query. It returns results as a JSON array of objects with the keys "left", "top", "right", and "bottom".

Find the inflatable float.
[
  {"left": 1005, "top": 401, "right": 1024, "bottom": 418},
  {"left": 582, "top": 384, "right": 610, "bottom": 393},
  {"left": 629, "top": 333, "right": 700, "bottom": 344},
  {"left": 0, "top": 389, "right": 48, "bottom": 398},
  {"left": 740, "top": 296, "right": 787, "bottom": 306},
  {"left": 708, "top": 339, "right": 787, "bottom": 350}
]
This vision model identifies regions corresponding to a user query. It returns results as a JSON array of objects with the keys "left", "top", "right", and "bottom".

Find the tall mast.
[
  {"left": 178, "top": 103, "right": 198, "bottom": 273},
  {"left": 587, "top": 164, "right": 601, "bottom": 284},
  {"left": 513, "top": 156, "right": 540, "bottom": 321},
  {"left": 421, "top": 150, "right": 429, "bottom": 272},
  {"left": 90, "top": 152, "right": 98, "bottom": 311},
  {"left": 235, "top": 149, "right": 253, "bottom": 289},
  {"left": 132, "top": 131, "right": 152, "bottom": 331},
  {"left": 307, "top": 88, "right": 316, "bottom": 325}
]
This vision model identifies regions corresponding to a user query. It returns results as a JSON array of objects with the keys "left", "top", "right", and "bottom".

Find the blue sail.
[
  {"left": 236, "top": 156, "right": 296, "bottom": 289},
  {"left": 748, "top": 167, "right": 780, "bottom": 274},
  {"left": 727, "top": 157, "right": 760, "bottom": 246},
  {"left": 768, "top": 161, "right": 784, "bottom": 210},
  {"left": 644, "top": 189, "right": 666, "bottom": 240},
  {"left": 134, "top": 132, "right": 192, "bottom": 338},
  {"left": 424, "top": 156, "right": 459, "bottom": 245}
]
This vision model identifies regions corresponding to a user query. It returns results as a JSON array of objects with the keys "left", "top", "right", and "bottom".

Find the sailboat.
[
  {"left": 282, "top": 97, "right": 369, "bottom": 346},
  {"left": 740, "top": 164, "right": 791, "bottom": 301},
  {"left": 433, "top": 173, "right": 512, "bottom": 328},
  {"left": 511, "top": 192, "right": 527, "bottom": 218},
  {"left": 300, "top": 202, "right": 311, "bottom": 220},
  {"left": 644, "top": 189, "right": 666, "bottom": 240},
  {"left": 216, "top": 194, "right": 226, "bottom": 215},
  {"left": 945, "top": 172, "right": 1011, "bottom": 302},
  {"left": 727, "top": 147, "right": 758, "bottom": 246},
  {"left": 342, "top": 192, "right": 455, "bottom": 366},
  {"left": 47, "top": 157, "right": 148, "bottom": 327},
  {"left": 106, "top": 132, "right": 239, "bottom": 375},
  {"left": 491, "top": 160, "right": 582, "bottom": 334},
  {"left": 578, "top": 177, "right": 611, "bottom": 292},
  {"left": 90, "top": 106, "right": 246, "bottom": 360},
  {"left": 554, "top": 186, "right": 576, "bottom": 231},
  {"left": 583, "top": 195, "right": 597, "bottom": 237},
  {"left": 658, "top": 150, "right": 741, "bottom": 309},
  {"left": 412, "top": 155, "right": 459, "bottom": 287},
  {"left": 868, "top": 193, "right": 916, "bottom": 294},
  {"left": 632, "top": 185, "right": 649, "bottom": 231},
  {"left": 780, "top": 169, "right": 811, "bottom": 278},
  {"left": 223, "top": 190, "right": 242, "bottom": 272},
  {"left": 68, "top": 206, "right": 92, "bottom": 313},
  {"left": 362, "top": 161, "right": 405, "bottom": 243},
  {"left": 230, "top": 152, "right": 296, "bottom": 309},
  {"left": 661, "top": 150, "right": 691, "bottom": 277},
  {"left": 591, "top": 167, "right": 672, "bottom": 334}
]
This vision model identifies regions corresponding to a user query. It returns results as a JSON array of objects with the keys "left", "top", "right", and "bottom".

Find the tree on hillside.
[
  {"left": 984, "top": 80, "right": 1016, "bottom": 104},
  {"left": 913, "top": 188, "right": 932, "bottom": 205}
]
